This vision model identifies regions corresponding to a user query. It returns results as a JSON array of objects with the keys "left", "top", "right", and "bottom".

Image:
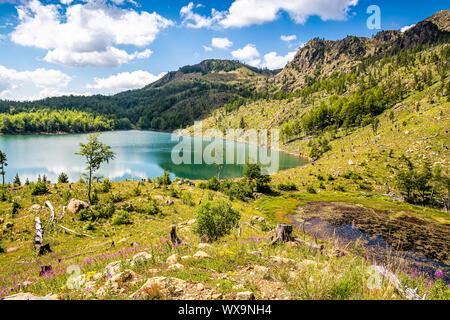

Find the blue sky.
[{"left": 0, "top": 0, "right": 447, "bottom": 101}]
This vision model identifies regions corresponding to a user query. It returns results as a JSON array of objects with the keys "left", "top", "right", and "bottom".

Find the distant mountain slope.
[
  {"left": 275, "top": 10, "right": 449, "bottom": 91},
  {"left": 0, "top": 60, "right": 271, "bottom": 132}
]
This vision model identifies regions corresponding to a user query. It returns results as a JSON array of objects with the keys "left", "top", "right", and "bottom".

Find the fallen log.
[
  {"left": 57, "top": 224, "right": 93, "bottom": 238},
  {"left": 58, "top": 206, "right": 66, "bottom": 221},
  {"left": 45, "top": 201, "right": 55, "bottom": 226},
  {"left": 417, "top": 133, "right": 438, "bottom": 140}
]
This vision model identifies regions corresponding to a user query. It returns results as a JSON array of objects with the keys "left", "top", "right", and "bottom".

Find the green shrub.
[
  {"left": 169, "top": 187, "right": 179, "bottom": 198},
  {"left": 101, "top": 178, "right": 112, "bottom": 193},
  {"left": 58, "top": 173, "right": 69, "bottom": 184},
  {"left": 141, "top": 199, "right": 160, "bottom": 215},
  {"left": 62, "top": 190, "right": 72, "bottom": 204},
  {"left": 111, "top": 210, "right": 132, "bottom": 226},
  {"left": 13, "top": 174, "right": 21, "bottom": 187},
  {"left": 277, "top": 182, "right": 298, "bottom": 191},
  {"left": 30, "top": 179, "right": 49, "bottom": 196},
  {"left": 193, "top": 199, "right": 240, "bottom": 241},
  {"left": 306, "top": 186, "right": 317, "bottom": 194},
  {"left": 221, "top": 180, "right": 254, "bottom": 201},
  {"left": 132, "top": 185, "right": 142, "bottom": 196},
  {"left": 11, "top": 200, "right": 20, "bottom": 216},
  {"left": 155, "top": 171, "right": 171, "bottom": 186},
  {"left": 181, "top": 192, "right": 195, "bottom": 206},
  {"left": 108, "top": 193, "right": 124, "bottom": 203}
]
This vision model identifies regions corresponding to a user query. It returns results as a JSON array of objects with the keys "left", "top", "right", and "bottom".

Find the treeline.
[
  {"left": 0, "top": 109, "right": 121, "bottom": 134},
  {"left": 0, "top": 79, "right": 254, "bottom": 132}
]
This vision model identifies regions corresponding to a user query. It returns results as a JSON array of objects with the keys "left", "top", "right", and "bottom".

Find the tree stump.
[
  {"left": 270, "top": 224, "right": 295, "bottom": 245},
  {"left": 170, "top": 225, "right": 182, "bottom": 246}
]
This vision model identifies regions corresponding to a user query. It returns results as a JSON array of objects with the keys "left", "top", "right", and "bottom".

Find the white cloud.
[
  {"left": 179, "top": 0, "right": 358, "bottom": 29},
  {"left": 202, "top": 45, "right": 213, "bottom": 51},
  {"left": 0, "top": 65, "right": 70, "bottom": 88},
  {"left": 281, "top": 34, "right": 296, "bottom": 42},
  {"left": 180, "top": 2, "right": 224, "bottom": 29},
  {"left": 230, "top": 44, "right": 295, "bottom": 70},
  {"left": 10, "top": 0, "right": 173, "bottom": 67},
  {"left": 86, "top": 70, "right": 166, "bottom": 91},
  {"left": 401, "top": 24, "right": 415, "bottom": 32},
  {"left": 221, "top": 0, "right": 359, "bottom": 28},
  {"left": 0, "top": 65, "right": 80, "bottom": 101},
  {"left": 261, "top": 51, "right": 296, "bottom": 69},
  {"left": 231, "top": 44, "right": 260, "bottom": 66},
  {"left": 211, "top": 37, "right": 233, "bottom": 49}
]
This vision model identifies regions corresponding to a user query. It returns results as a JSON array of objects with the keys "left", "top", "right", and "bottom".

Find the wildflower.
[{"left": 435, "top": 269, "right": 444, "bottom": 279}]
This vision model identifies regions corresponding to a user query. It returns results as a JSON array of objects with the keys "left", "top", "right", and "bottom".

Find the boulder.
[
  {"left": 132, "top": 252, "right": 153, "bottom": 263},
  {"left": 193, "top": 251, "right": 211, "bottom": 259},
  {"left": 166, "top": 254, "right": 180, "bottom": 265},
  {"left": 269, "top": 256, "right": 295, "bottom": 264},
  {"left": 67, "top": 199, "right": 90, "bottom": 214},
  {"left": 236, "top": 291, "right": 255, "bottom": 300}
]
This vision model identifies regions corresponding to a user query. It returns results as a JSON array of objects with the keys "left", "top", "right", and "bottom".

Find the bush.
[
  {"left": 193, "top": 199, "right": 240, "bottom": 241},
  {"left": 11, "top": 200, "right": 20, "bottom": 216},
  {"left": 0, "top": 241, "right": 5, "bottom": 254},
  {"left": 13, "top": 174, "right": 21, "bottom": 187},
  {"left": 108, "top": 193, "right": 124, "bottom": 203},
  {"left": 78, "top": 203, "right": 115, "bottom": 222},
  {"left": 154, "top": 171, "right": 171, "bottom": 186},
  {"left": 169, "top": 187, "right": 179, "bottom": 198},
  {"left": 132, "top": 185, "right": 142, "bottom": 196},
  {"left": 181, "top": 192, "right": 195, "bottom": 206},
  {"left": 306, "top": 186, "right": 317, "bottom": 194},
  {"left": 58, "top": 173, "right": 69, "bottom": 184},
  {"left": 111, "top": 210, "right": 132, "bottom": 225},
  {"left": 30, "top": 179, "right": 49, "bottom": 196},
  {"left": 221, "top": 180, "right": 254, "bottom": 201},
  {"left": 277, "top": 182, "right": 298, "bottom": 191},
  {"left": 141, "top": 199, "right": 160, "bottom": 215},
  {"left": 101, "top": 178, "right": 112, "bottom": 193}
]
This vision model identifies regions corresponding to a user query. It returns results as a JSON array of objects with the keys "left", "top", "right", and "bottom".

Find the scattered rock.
[
  {"left": 165, "top": 200, "right": 175, "bottom": 206},
  {"left": 105, "top": 261, "right": 122, "bottom": 277},
  {"left": 166, "top": 254, "right": 180, "bottom": 265},
  {"left": 154, "top": 195, "right": 164, "bottom": 201},
  {"left": 348, "top": 160, "right": 354, "bottom": 166},
  {"left": 132, "top": 252, "right": 153, "bottom": 263},
  {"left": 193, "top": 251, "right": 211, "bottom": 259},
  {"left": 211, "top": 293, "right": 223, "bottom": 300},
  {"left": 3, "top": 293, "right": 58, "bottom": 300},
  {"left": 198, "top": 243, "right": 212, "bottom": 250},
  {"left": 187, "top": 219, "right": 196, "bottom": 225},
  {"left": 236, "top": 291, "right": 255, "bottom": 300},
  {"left": 30, "top": 204, "right": 43, "bottom": 211},
  {"left": 181, "top": 255, "right": 192, "bottom": 261},
  {"left": 4, "top": 222, "right": 14, "bottom": 229},
  {"left": 0, "top": 218, "right": 3, "bottom": 224},
  {"left": 168, "top": 263, "right": 185, "bottom": 271},
  {"left": 67, "top": 199, "right": 90, "bottom": 214},
  {"left": 131, "top": 277, "right": 187, "bottom": 299},
  {"left": 6, "top": 246, "right": 21, "bottom": 253},
  {"left": 269, "top": 256, "right": 295, "bottom": 264}
]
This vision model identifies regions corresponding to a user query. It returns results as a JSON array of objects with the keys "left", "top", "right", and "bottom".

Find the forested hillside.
[{"left": 0, "top": 60, "right": 271, "bottom": 133}]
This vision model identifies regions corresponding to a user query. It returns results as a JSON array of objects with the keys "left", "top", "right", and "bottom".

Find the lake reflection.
[{"left": 0, "top": 130, "right": 307, "bottom": 183}]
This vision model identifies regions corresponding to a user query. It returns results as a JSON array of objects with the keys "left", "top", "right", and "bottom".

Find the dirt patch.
[{"left": 294, "top": 202, "right": 450, "bottom": 265}]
